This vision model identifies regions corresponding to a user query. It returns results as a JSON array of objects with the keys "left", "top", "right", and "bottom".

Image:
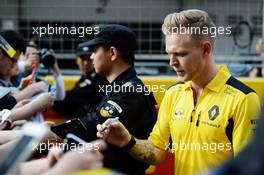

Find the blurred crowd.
[{"left": 0, "top": 30, "right": 111, "bottom": 175}]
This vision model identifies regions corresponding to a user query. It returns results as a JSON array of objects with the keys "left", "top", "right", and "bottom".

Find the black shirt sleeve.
[
  {"left": 53, "top": 75, "right": 107, "bottom": 117},
  {"left": 80, "top": 89, "right": 157, "bottom": 141}
]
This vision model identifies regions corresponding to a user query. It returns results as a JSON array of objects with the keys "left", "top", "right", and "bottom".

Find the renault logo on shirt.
[
  {"left": 208, "top": 105, "right": 220, "bottom": 120},
  {"left": 175, "top": 108, "right": 184, "bottom": 116}
]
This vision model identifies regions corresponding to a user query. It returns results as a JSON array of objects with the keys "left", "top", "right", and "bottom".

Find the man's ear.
[
  {"left": 202, "top": 41, "right": 212, "bottom": 56},
  {"left": 109, "top": 46, "right": 119, "bottom": 62}
]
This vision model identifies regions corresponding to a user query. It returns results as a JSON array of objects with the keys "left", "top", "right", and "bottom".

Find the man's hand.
[
  {"left": 34, "top": 92, "right": 55, "bottom": 111},
  {"left": 48, "top": 50, "right": 61, "bottom": 77},
  {"left": 30, "top": 81, "right": 49, "bottom": 93},
  {"left": 19, "top": 75, "right": 34, "bottom": 89},
  {"left": 97, "top": 119, "right": 167, "bottom": 165},
  {"left": 42, "top": 129, "right": 63, "bottom": 144},
  {"left": 96, "top": 119, "right": 131, "bottom": 147},
  {"left": 12, "top": 99, "right": 31, "bottom": 109},
  {"left": 42, "top": 140, "right": 107, "bottom": 175},
  {"left": 46, "top": 146, "right": 64, "bottom": 167},
  {"left": 11, "top": 120, "right": 27, "bottom": 128},
  {"left": 25, "top": 52, "right": 40, "bottom": 68},
  {"left": 12, "top": 82, "right": 49, "bottom": 102}
]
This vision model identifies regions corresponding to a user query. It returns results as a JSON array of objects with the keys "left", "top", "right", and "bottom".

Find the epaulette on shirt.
[
  {"left": 122, "top": 79, "right": 150, "bottom": 95},
  {"left": 122, "top": 81, "right": 134, "bottom": 88},
  {"left": 79, "top": 79, "right": 92, "bottom": 88},
  {"left": 91, "top": 72, "right": 96, "bottom": 78},
  {"left": 121, "top": 80, "right": 140, "bottom": 92},
  {"left": 121, "top": 78, "right": 143, "bottom": 89}
]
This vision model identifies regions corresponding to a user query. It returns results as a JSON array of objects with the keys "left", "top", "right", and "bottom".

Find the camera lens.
[{"left": 39, "top": 48, "right": 55, "bottom": 68}]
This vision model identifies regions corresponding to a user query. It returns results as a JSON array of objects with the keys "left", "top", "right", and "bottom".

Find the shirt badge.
[{"left": 100, "top": 100, "right": 123, "bottom": 118}]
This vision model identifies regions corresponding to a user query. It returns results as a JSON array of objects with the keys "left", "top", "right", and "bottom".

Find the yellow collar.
[{"left": 183, "top": 65, "right": 231, "bottom": 92}]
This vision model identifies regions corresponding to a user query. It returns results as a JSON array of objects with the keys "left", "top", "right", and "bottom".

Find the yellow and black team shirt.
[{"left": 149, "top": 65, "right": 261, "bottom": 175}]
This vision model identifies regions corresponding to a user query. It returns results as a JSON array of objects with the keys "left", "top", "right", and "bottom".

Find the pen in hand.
[{"left": 100, "top": 117, "right": 119, "bottom": 132}]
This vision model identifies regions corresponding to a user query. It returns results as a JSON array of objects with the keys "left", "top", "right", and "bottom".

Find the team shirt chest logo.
[
  {"left": 175, "top": 108, "right": 184, "bottom": 116},
  {"left": 173, "top": 107, "right": 186, "bottom": 121},
  {"left": 208, "top": 105, "right": 220, "bottom": 120}
]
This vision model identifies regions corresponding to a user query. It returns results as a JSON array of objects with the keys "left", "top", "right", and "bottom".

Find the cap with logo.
[
  {"left": 76, "top": 44, "right": 92, "bottom": 57},
  {"left": 79, "top": 24, "right": 137, "bottom": 55}
]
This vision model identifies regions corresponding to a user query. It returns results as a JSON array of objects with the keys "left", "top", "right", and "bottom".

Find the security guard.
[
  {"left": 56, "top": 24, "right": 157, "bottom": 175},
  {"left": 52, "top": 45, "right": 108, "bottom": 117}
]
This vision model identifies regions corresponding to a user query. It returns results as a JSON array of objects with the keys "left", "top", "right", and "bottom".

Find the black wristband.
[{"left": 121, "top": 135, "right": 136, "bottom": 151}]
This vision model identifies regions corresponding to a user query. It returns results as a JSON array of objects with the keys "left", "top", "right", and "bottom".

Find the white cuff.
[{"left": 54, "top": 74, "right": 65, "bottom": 100}]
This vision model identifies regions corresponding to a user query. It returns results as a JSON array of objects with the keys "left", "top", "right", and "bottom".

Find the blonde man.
[{"left": 96, "top": 9, "right": 260, "bottom": 175}]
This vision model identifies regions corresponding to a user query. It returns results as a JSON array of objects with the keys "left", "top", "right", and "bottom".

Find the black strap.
[{"left": 121, "top": 135, "right": 136, "bottom": 151}]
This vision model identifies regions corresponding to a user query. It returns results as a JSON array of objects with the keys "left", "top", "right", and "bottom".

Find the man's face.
[
  {"left": 25, "top": 46, "right": 38, "bottom": 58},
  {"left": 90, "top": 46, "right": 111, "bottom": 75},
  {"left": 0, "top": 49, "right": 20, "bottom": 77},
  {"left": 76, "top": 55, "right": 94, "bottom": 76},
  {"left": 165, "top": 34, "right": 205, "bottom": 82}
]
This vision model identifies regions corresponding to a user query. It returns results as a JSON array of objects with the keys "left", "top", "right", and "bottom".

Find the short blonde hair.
[{"left": 162, "top": 9, "right": 216, "bottom": 43}]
